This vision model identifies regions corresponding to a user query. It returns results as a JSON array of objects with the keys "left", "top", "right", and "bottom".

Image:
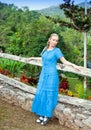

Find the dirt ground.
[{"left": 0, "top": 99, "right": 71, "bottom": 130}]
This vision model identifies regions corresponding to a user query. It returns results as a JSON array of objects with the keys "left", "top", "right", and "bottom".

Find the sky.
[{"left": 0, "top": 0, "right": 88, "bottom": 10}]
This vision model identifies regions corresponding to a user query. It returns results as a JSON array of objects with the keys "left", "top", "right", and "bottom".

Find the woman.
[{"left": 27, "top": 33, "right": 80, "bottom": 125}]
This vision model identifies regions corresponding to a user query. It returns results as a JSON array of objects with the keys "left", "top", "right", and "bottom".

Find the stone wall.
[{"left": 0, "top": 75, "right": 91, "bottom": 130}]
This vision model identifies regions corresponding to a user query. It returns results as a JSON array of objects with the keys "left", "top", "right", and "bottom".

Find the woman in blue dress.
[{"left": 27, "top": 33, "right": 80, "bottom": 125}]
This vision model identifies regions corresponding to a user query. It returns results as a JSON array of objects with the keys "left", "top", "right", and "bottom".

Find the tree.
[
  {"left": 60, "top": 0, "right": 91, "bottom": 32},
  {"left": 60, "top": 0, "right": 91, "bottom": 89}
]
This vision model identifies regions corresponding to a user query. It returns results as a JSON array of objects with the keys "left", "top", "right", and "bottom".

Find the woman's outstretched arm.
[
  {"left": 26, "top": 57, "right": 42, "bottom": 62},
  {"left": 60, "top": 57, "right": 80, "bottom": 70}
]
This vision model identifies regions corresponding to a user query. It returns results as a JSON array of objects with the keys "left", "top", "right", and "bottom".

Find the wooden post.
[{"left": 84, "top": 0, "right": 87, "bottom": 91}]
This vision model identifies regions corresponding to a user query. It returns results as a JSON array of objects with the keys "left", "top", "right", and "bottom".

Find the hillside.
[
  {"left": 36, "top": 6, "right": 64, "bottom": 17},
  {"left": 36, "top": 1, "right": 91, "bottom": 17}
]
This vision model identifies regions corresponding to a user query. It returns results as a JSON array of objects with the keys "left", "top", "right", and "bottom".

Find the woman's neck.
[{"left": 47, "top": 46, "right": 55, "bottom": 50}]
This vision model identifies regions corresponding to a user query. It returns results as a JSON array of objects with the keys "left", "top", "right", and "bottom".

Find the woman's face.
[{"left": 49, "top": 35, "right": 59, "bottom": 48}]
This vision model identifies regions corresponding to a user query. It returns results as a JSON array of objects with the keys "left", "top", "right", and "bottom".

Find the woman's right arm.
[{"left": 26, "top": 57, "right": 42, "bottom": 62}]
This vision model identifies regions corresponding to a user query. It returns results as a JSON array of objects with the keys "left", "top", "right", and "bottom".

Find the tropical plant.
[
  {"left": 74, "top": 83, "right": 87, "bottom": 99},
  {"left": 0, "top": 58, "right": 25, "bottom": 76}
]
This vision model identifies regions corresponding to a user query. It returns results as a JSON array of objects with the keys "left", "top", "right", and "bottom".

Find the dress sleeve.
[{"left": 56, "top": 48, "right": 64, "bottom": 59}]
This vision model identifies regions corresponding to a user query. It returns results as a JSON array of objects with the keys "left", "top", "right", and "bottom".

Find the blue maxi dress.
[{"left": 31, "top": 47, "right": 63, "bottom": 118}]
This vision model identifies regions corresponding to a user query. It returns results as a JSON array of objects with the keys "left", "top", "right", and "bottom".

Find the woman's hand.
[
  {"left": 25, "top": 57, "right": 42, "bottom": 63},
  {"left": 72, "top": 64, "right": 81, "bottom": 71},
  {"left": 25, "top": 58, "right": 33, "bottom": 63},
  {"left": 60, "top": 57, "right": 81, "bottom": 71}
]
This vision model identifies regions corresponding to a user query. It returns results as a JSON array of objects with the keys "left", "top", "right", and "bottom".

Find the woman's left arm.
[{"left": 60, "top": 57, "right": 80, "bottom": 70}]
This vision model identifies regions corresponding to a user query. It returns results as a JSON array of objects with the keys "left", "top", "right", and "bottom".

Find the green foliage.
[
  {"left": 60, "top": 1, "right": 91, "bottom": 32},
  {"left": 74, "top": 83, "right": 87, "bottom": 99},
  {"left": 58, "top": 28, "right": 84, "bottom": 64},
  {"left": 0, "top": 58, "right": 25, "bottom": 77},
  {"left": 23, "top": 64, "right": 41, "bottom": 78},
  {"left": 87, "top": 33, "right": 91, "bottom": 61},
  {"left": 67, "top": 77, "right": 91, "bottom": 99}
]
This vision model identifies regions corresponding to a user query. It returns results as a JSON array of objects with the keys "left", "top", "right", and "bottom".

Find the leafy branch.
[
  {"left": 46, "top": 0, "right": 91, "bottom": 32},
  {"left": 60, "top": 0, "right": 91, "bottom": 32}
]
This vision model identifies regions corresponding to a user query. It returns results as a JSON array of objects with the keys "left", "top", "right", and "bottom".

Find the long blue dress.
[{"left": 31, "top": 47, "right": 63, "bottom": 118}]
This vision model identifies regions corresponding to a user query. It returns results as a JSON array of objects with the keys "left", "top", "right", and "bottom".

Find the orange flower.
[{"left": 87, "top": 96, "right": 91, "bottom": 100}]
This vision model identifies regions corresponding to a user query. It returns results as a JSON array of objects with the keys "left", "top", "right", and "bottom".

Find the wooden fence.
[{"left": 0, "top": 52, "right": 91, "bottom": 78}]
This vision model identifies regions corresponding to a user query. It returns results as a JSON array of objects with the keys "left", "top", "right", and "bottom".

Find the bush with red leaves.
[
  {"left": 20, "top": 75, "right": 37, "bottom": 85},
  {"left": 59, "top": 77, "right": 69, "bottom": 90}
]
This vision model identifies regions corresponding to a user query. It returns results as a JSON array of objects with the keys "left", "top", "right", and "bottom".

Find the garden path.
[{"left": 0, "top": 99, "right": 72, "bottom": 130}]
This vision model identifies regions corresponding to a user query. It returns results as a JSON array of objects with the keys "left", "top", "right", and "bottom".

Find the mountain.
[
  {"left": 36, "top": 6, "right": 64, "bottom": 17},
  {"left": 36, "top": 1, "right": 91, "bottom": 17}
]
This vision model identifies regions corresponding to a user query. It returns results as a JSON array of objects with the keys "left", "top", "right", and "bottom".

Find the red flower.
[
  {"left": 59, "top": 78, "right": 69, "bottom": 90},
  {"left": 20, "top": 75, "right": 28, "bottom": 84},
  {"left": 20, "top": 75, "right": 37, "bottom": 85}
]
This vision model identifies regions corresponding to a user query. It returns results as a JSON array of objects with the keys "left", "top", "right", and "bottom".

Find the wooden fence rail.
[{"left": 0, "top": 53, "right": 91, "bottom": 77}]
